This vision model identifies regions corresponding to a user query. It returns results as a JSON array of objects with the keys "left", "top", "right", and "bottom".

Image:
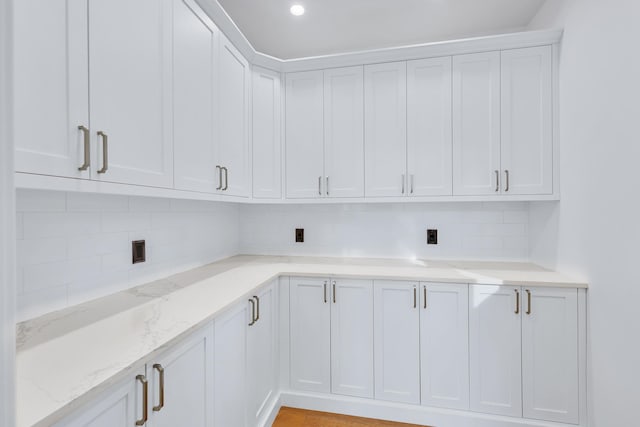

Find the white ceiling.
[{"left": 217, "top": 0, "right": 547, "bottom": 59}]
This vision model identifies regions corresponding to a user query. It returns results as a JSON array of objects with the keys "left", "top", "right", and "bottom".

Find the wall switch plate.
[
  {"left": 295, "top": 228, "right": 304, "bottom": 243},
  {"left": 132, "top": 240, "right": 146, "bottom": 264},
  {"left": 427, "top": 229, "right": 438, "bottom": 245}
]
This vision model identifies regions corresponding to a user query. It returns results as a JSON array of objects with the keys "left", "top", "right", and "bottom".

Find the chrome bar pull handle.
[
  {"left": 152, "top": 364, "right": 165, "bottom": 412},
  {"left": 77, "top": 125, "right": 90, "bottom": 171},
  {"left": 215, "top": 166, "right": 222, "bottom": 190},
  {"left": 323, "top": 281, "right": 327, "bottom": 303},
  {"left": 318, "top": 176, "right": 322, "bottom": 196},
  {"left": 332, "top": 281, "right": 336, "bottom": 304},
  {"left": 410, "top": 174, "right": 414, "bottom": 194},
  {"left": 97, "top": 131, "right": 108, "bottom": 174},
  {"left": 221, "top": 167, "right": 228, "bottom": 191},
  {"left": 423, "top": 285, "right": 427, "bottom": 309},
  {"left": 248, "top": 298, "right": 256, "bottom": 326},
  {"left": 413, "top": 286, "right": 417, "bottom": 309},
  {"left": 401, "top": 174, "right": 405, "bottom": 194},
  {"left": 326, "top": 176, "right": 329, "bottom": 196},
  {"left": 136, "top": 375, "right": 148, "bottom": 426},
  {"left": 526, "top": 289, "right": 532, "bottom": 315},
  {"left": 253, "top": 295, "right": 260, "bottom": 322},
  {"left": 514, "top": 289, "right": 520, "bottom": 314},
  {"left": 495, "top": 170, "right": 499, "bottom": 192},
  {"left": 504, "top": 170, "right": 510, "bottom": 192}
]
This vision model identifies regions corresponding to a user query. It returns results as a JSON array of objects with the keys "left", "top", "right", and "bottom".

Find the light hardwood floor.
[{"left": 272, "top": 407, "right": 429, "bottom": 427}]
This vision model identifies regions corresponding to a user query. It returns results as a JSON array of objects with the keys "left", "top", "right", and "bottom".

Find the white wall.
[
  {"left": 528, "top": 1, "right": 640, "bottom": 426},
  {"left": 0, "top": 0, "right": 15, "bottom": 423},
  {"left": 15, "top": 190, "right": 241, "bottom": 321},
  {"left": 240, "top": 202, "right": 529, "bottom": 261}
]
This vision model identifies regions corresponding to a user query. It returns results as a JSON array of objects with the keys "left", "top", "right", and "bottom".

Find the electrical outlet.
[
  {"left": 295, "top": 228, "right": 304, "bottom": 243},
  {"left": 132, "top": 240, "right": 146, "bottom": 263},
  {"left": 427, "top": 229, "right": 438, "bottom": 245}
]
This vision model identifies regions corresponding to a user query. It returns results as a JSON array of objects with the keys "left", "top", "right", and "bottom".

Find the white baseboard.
[
  {"left": 258, "top": 394, "right": 282, "bottom": 427},
  {"left": 277, "top": 391, "right": 583, "bottom": 427}
]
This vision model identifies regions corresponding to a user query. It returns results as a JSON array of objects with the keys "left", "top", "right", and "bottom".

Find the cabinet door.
[
  {"left": 285, "top": 71, "right": 324, "bottom": 198},
  {"left": 330, "top": 279, "right": 374, "bottom": 398},
  {"left": 501, "top": 46, "right": 553, "bottom": 195},
  {"left": 89, "top": 0, "right": 173, "bottom": 187},
  {"left": 13, "top": 0, "right": 89, "bottom": 179},
  {"left": 218, "top": 34, "right": 250, "bottom": 197},
  {"left": 452, "top": 52, "right": 501, "bottom": 195},
  {"left": 150, "top": 325, "right": 214, "bottom": 427},
  {"left": 324, "top": 66, "right": 365, "bottom": 198},
  {"left": 173, "top": 0, "right": 218, "bottom": 193},
  {"left": 469, "top": 285, "right": 522, "bottom": 417},
  {"left": 522, "top": 287, "right": 579, "bottom": 423},
  {"left": 252, "top": 67, "right": 282, "bottom": 199},
  {"left": 290, "top": 277, "right": 331, "bottom": 393},
  {"left": 420, "top": 283, "right": 469, "bottom": 410},
  {"left": 247, "top": 282, "right": 277, "bottom": 424},
  {"left": 214, "top": 302, "right": 248, "bottom": 427},
  {"left": 364, "top": 62, "right": 407, "bottom": 197},
  {"left": 374, "top": 280, "right": 420, "bottom": 404},
  {"left": 407, "top": 57, "right": 453, "bottom": 196},
  {"left": 54, "top": 374, "right": 141, "bottom": 427}
]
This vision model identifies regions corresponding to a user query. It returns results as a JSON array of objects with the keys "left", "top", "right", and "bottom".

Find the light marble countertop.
[{"left": 16, "top": 255, "right": 587, "bottom": 427}]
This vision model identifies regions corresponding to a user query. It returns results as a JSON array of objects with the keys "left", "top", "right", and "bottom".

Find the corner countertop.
[{"left": 16, "top": 255, "right": 587, "bottom": 427}]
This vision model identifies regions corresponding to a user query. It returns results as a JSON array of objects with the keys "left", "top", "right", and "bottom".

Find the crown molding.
[{"left": 194, "top": 0, "right": 562, "bottom": 73}]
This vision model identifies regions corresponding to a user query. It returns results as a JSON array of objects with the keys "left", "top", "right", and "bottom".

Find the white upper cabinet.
[
  {"left": 420, "top": 283, "right": 469, "bottom": 410},
  {"left": 252, "top": 67, "right": 282, "bottom": 199},
  {"left": 173, "top": 0, "right": 218, "bottom": 193},
  {"left": 330, "top": 279, "right": 374, "bottom": 398},
  {"left": 89, "top": 0, "right": 173, "bottom": 187},
  {"left": 374, "top": 280, "right": 420, "bottom": 404},
  {"left": 285, "top": 71, "right": 325, "bottom": 198},
  {"left": 501, "top": 46, "right": 553, "bottom": 195},
  {"left": 469, "top": 284, "right": 522, "bottom": 417},
  {"left": 13, "top": 0, "right": 90, "bottom": 179},
  {"left": 217, "top": 34, "right": 250, "bottom": 197},
  {"left": 364, "top": 62, "right": 407, "bottom": 197},
  {"left": 289, "top": 277, "right": 331, "bottom": 393},
  {"left": 324, "top": 66, "right": 365, "bottom": 198},
  {"left": 452, "top": 51, "right": 501, "bottom": 196},
  {"left": 522, "top": 287, "right": 579, "bottom": 424},
  {"left": 407, "top": 57, "right": 453, "bottom": 196}
]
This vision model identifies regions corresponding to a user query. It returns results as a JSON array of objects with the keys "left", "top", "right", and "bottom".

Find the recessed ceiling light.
[{"left": 290, "top": 4, "right": 305, "bottom": 16}]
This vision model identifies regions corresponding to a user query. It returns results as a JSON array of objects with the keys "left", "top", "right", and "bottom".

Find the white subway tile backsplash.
[
  {"left": 17, "top": 190, "right": 66, "bottom": 212},
  {"left": 66, "top": 192, "right": 129, "bottom": 212},
  {"left": 16, "top": 190, "right": 241, "bottom": 321}
]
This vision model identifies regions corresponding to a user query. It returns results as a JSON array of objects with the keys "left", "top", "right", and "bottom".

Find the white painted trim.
[
  {"left": 16, "top": 172, "right": 560, "bottom": 204},
  {"left": 257, "top": 394, "right": 281, "bottom": 427},
  {"left": 0, "top": 0, "right": 16, "bottom": 426},
  {"left": 174, "top": 1, "right": 562, "bottom": 74},
  {"left": 279, "top": 391, "right": 586, "bottom": 427}
]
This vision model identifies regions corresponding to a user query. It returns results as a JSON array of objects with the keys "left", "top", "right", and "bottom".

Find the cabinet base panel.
[{"left": 279, "top": 391, "right": 584, "bottom": 427}]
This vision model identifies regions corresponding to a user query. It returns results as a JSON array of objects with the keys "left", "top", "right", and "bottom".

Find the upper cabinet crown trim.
[{"left": 191, "top": 0, "right": 562, "bottom": 72}]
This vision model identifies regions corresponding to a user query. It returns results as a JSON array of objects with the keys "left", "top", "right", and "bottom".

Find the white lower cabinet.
[
  {"left": 522, "top": 287, "right": 579, "bottom": 424},
  {"left": 469, "top": 284, "right": 522, "bottom": 417},
  {"left": 374, "top": 281, "right": 421, "bottom": 404},
  {"left": 374, "top": 281, "right": 469, "bottom": 408},
  {"left": 289, "top": 277, "right": 332, "bottom": 393},
  {"left": 470, "top": 285, "right": 580, "bottom": 424},
  {"left": 214, "top": 300, "right": 248, "bottom": 427},
  {"left": 55, "top": 325, "right": 214, "bottom": 427},
  {"left": 330, "top": 279, "right": 374, "bottom": 398},
  {"left": 246, "top": 282, "right": 278, "bottom": 425},
  {"left": 54, "top": 374, "right": 141, "bottom": 427},
  {"left": 420, "top": 283, "right": 469, "bottom": 410},
  {"left": 290, "top": 277, "right": 374, "bottom": 398}
]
